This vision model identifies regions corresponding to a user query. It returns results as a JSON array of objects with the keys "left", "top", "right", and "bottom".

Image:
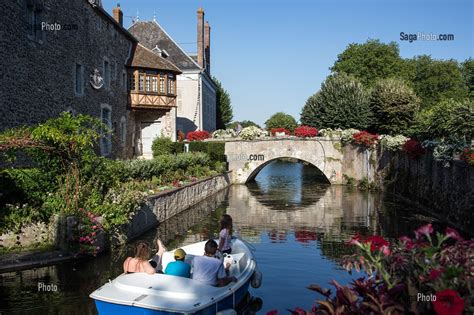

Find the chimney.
[
  {"left": 197, "top": 7, "right": 205, "bottom": 69},
  {"left": 204, "top": 21, "right": 211, "bottom": 73},
  {"left": 113, "top": 3, "right": 123, "bottom": 27}
]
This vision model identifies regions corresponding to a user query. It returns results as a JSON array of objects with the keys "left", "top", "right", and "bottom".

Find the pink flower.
[
  {"left": 92, "top": 225, "right": 97, "bottom": 230},
  {"left": 79, "top": 237, "right": 85, "bottom": 242},
  {"left": 381, "top": 245, "right": 391, "bottom": 256},
  {"left": 414, "top": 223, "right": 433, "bottom": 240},
  {"left": 91, "top": 232, "right": 96, "bottom": 236},
  {"left": 445, "top": 227, "right": 463, "bottom": 242},
  {"left": 347, "top": 234, "right": 362, "bottom": 246}
]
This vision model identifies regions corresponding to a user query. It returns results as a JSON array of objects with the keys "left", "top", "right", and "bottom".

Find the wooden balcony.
[{"left": 129, "top": 91, "right": 176, "bottom": 110}]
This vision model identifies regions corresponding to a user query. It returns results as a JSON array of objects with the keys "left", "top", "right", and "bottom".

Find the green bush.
[
  {"left": 370, "top": 78, "right": 420, "bottom": 135},
  {"left": 151, "top": 136, "right": 174, "bottom": 157},
  {"left": 265, "top": 112, "right": 298, "bottom": 132},
  {"left": 173, "top": 142, "right": 185, "bottom": 154},
  {"left": 188, "top": 141, "right": 226, "bottom": 162},
  {"left": 300, "top": 73, "right": 373, "bottom": 130}
]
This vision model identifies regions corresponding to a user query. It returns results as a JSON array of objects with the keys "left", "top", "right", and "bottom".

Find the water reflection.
[{"left": 0, "top": 160, "right": 441, "bottom": 314}]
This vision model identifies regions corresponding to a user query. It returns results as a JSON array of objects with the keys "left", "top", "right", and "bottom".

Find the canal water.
[{"left": 0, "top": 160, "right": 442, "bottom": 314}]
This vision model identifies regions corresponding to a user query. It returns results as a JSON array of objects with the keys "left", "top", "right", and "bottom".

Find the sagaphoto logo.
[{"left": 400, "top": 32, "right": 454, "bottom": 43}]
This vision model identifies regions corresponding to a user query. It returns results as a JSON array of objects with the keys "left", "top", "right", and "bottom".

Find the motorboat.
[{"left": 90, "top": 238, "right": 261, "bottom": 314}]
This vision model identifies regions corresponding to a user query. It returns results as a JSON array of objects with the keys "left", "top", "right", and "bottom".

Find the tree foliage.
[
  {"left": 300, "top": 73, "right": 372, "bottom": 130},
  {"left": 408, "top": 55, "right": 468, "bottom": 108},
  {"left": 461, "top": 58, "right": 474, "bottom": 99},
  {"left": 411, "top": 99, "right": 474, "bottom": 140},
  {"left": 227, "top": 120, "right": 261, "bottom": 129},
  {"left": 370, "top": 78, "right": 420, "bottom": 135},
  {"left": 331, "top": 40, "right": 408, "bottom": 87},
  {"left": 213, "top": 77, "right": 233, "bottom": 130},
  {"left": 265, "top": 112, "right": 298, "bottom": 132}
]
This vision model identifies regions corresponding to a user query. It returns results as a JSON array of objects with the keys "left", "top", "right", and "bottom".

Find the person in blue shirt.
[{"left": 165, "top": 248, "right": 191, "bottom": 278}]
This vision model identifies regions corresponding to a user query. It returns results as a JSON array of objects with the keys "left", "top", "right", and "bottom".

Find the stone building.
[
  {"left": 0, "top": 0, "right": 137, "bottom": 158},
  {"left": 128, "top": 43, "right": 182, "bottom": 157},
  {"left": 128, "top": 7, "right": 217, "bottom": 134}
]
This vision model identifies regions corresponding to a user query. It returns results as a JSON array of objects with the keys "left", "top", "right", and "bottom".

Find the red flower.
[
  {"left": 186, "top": 130, "right": 210, "bottom": 141},
  {"left": 294, "top": 125, "right": 318, "bottom": 138},
  {"left": 270, "top": 128, "right": 291, "bottom": 136},
  {"left": 402, "top": 139, "right": 425, "bottom": 159},
  {"left": 352, "top": 131, "right": 379, "bottom": 147},
  {"left": 433, "top": 289, "right": 465, "bottom": 315},
  {"left": 266, "top": 310, "right": 279, "bottom": 315},
  {"left": 428, "top": 268, "right": 444, "bottom": 280},
  {"left": 291, "top": 307, "right": 306, "bottom": 315},
  {"left": 445, "top": 227, "right": 464, "bottom": 242},
  {"left": 365, "top": 235, "right": 389, "bottom": 252},
  {"left": 414, "top": 223, "right": 433, "bottom": 240}
]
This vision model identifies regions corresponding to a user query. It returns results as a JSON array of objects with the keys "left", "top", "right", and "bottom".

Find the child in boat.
[
  {"left": 192, "top": 239, "right": 237, "bottom": 287},
  {"left": 123, "top": 239, "right": 166, "bottom": 274},
  {"left": 164, "top": 248, "right": 191, "bottom": 278},
  {"left": 218, "top": 214, "right": 233, "bottom": 254}
]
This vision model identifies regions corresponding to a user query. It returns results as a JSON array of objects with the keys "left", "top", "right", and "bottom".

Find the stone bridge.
[{"left": 223, "top": 138, "right": 375, "bottom": 184}]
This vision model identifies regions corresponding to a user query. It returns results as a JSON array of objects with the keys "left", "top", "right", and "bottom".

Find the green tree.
[
  {"left": 227, "top": 120, "right": 261, "bottom": 129},
  {"left": 461, "top": 58, "right": 474, "bottom": 99},
  {"left": 331, "top": 40, "right": 408, "bottom": 87},
  {"left": 213, "top": 77, "right": 233, "bottom": 129},
  {"left": 408, "top": 55, "right": 468, "bottom": 108},
  {"left": 411, "top": 99, "right": 474, "bottom": 140},
  {"left": 265, "top": 112, "right": 298, "bottom": 131},
  {"left": 370, "top": 78, "right": 420, "bottom": 135},
  {"left": 300, "top": 73, "right": 372, "bottom": 130}
]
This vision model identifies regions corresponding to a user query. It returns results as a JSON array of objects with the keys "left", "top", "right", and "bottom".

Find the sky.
[{"left": 103, "top": 0, "right": 473, "bottom": 127}]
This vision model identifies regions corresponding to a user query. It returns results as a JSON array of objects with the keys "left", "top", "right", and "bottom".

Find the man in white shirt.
[{"left": 192, "top": 239, "right": 237, "bottom": 287}]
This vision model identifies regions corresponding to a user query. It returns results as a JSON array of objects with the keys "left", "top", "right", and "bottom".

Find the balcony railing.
[{"left": 129, "top": 91, "right": 176, "bottom": 110}]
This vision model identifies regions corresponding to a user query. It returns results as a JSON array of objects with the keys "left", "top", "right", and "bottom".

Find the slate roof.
[
  {"left": 131, "top": 44, "right": 182, "bottom": 73},
  {"left": 128, "top": 21, "right": 201, "bottom": 72}
]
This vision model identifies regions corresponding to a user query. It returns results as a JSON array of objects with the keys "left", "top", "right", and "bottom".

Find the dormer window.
[
  {"left": 26, "top": 1, "right": 43, "bottom": 42},
  {"left": 161, "top": 49, "right": 169, "bottom": 58}
]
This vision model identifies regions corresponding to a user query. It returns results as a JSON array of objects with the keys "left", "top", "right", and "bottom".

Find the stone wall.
[
  {"left": 123, "top": 172, "right": 232, "bottom": 241},
  {"left": 377, "top": 150, "right": 473, "bottom": 232},
  {"left": 0, "top": 0, "right": 135, "bottom": 158}
]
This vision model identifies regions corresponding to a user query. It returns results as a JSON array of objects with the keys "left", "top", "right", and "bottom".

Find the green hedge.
[
  {"left": 188, "top": 141, "right": 226, "bottom": 162},
  {"left": 152, "top": 137, "right": 174, "bottom": 157}
]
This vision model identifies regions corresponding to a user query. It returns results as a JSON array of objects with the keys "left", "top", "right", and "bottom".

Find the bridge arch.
[
  {"left": 245, "top": 157, "right": 331, "bottom": 184},
  {"left": 224, "top": 139, "right": 344, "bottom": 184}
]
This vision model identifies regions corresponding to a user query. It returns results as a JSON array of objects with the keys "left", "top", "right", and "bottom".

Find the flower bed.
[
  {"left": 270, "top": 224, "right": 472, "bottom": 315},
  {"left": 403, "top": 139, "right": 426, "bottom": 159},
  {"left": 212, "top": 129, "right": 237, "bottom": 139},
  {"left": 460, "top": 148, "right": 474, "bottom": 165},
  {"left": 294, "top": 125, "right": 318, "bottom": 138},
  {"left": 239, "top": 126, "right": 267, "bottom": 140},
  {"left": 352, "top": 131, "right": 379, "bottom": 148},
  {"left": 270, "top": 128, "right": 291, "bottom": 136},
  {"left": 186, "top": 130, "right": 210, "bottom": 141}
]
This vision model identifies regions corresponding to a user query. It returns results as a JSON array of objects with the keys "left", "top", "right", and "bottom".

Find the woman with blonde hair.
[{"left": 123, "top": 239, "right": 167, "bottom": 274}]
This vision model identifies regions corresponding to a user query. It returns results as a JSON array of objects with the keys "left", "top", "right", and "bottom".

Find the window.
[
  {"left": 139, "top": 74, "right": 145, "bottom": 91},
  {"left": 120, "top": 116, "right": 127, "bottom": 144},
  {"left": 177, "top": 88, "right": 182, "bottom": 113},
  {"left": 100, "top": 105, "right": 112, "bottom": 156},
  {"left": 151, "top": 76, "right": 157, "bottom": 92},
  {"left": 74, "top": 63, "right": 83, "bottom": 95},
  {"left": 103, "top": 59, "right": 110, "bottom": 89},
  {"left": 128, "top": 72, "right": 136, "bottom": 91},
  {"left": 145, "top": 75, "right": 151, "bottom": 92},
  {"left": 168, "top": 74, "right": 174, "bottom": 94},
  {"left": 159, "top": 74, "right": 165, "bottom": 94},
  {"left": 27, "top": 3, "right": 43, "bottom": 42}
]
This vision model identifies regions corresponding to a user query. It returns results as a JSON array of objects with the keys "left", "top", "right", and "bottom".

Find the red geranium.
[
  {"left": 414, "top": 223, "right": 433, "bottom": 240},
  {"left": 294, "top": 125, "right": 318, "bottom": 138},
  {"left": 445, "top": 227, "right": 464, "bottom": 242},
  {"left": 186, "top": 130, "right": 210, "bottom": 141},
  {"left": 460, "top": 148, "right": 474, "bottom": 165},
  {"left": 402, "top": 139, "right": 425, "bottom": 159},
  {"left": 365, "top": 235, "right": 389, "bottom": 252},
  {"left": 270, "top": 128, "right": 290, "bottom": 136},
  {"left": 433, "top": 289, "right": 465, "bottom": 315},
  {"left": 352, "top": 131, "right": 379, "bottom": 147},
  {"left": 428, "top": 268, "right": 444, "bottom": 281}
]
